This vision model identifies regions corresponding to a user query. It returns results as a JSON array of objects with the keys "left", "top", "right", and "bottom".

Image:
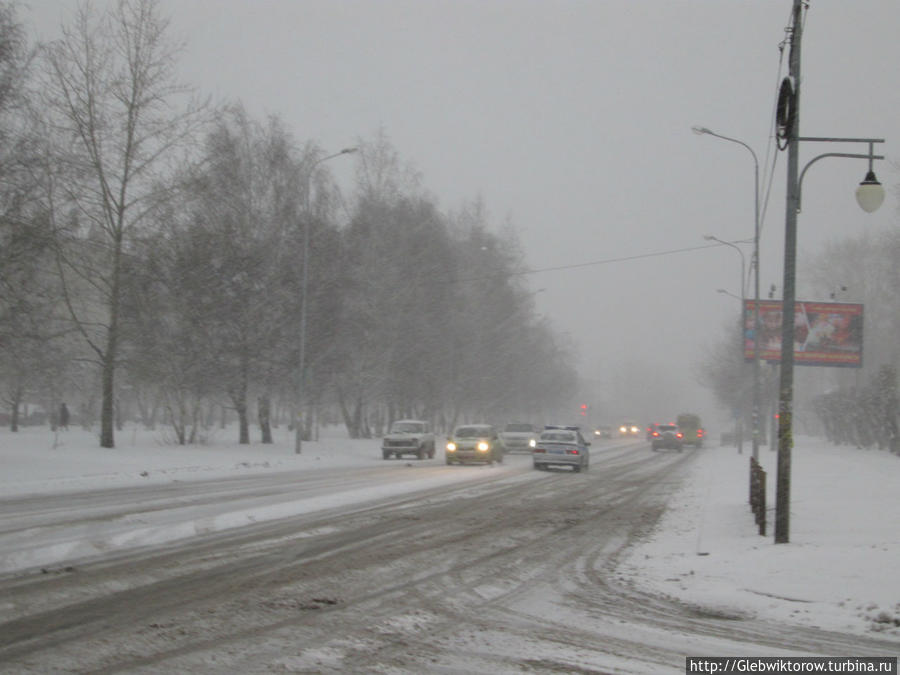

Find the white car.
[
  {"left": 498, "top": 422, "right": 539, "bottom": 453},
  {"left": 532, "top": 425, "right": 590, "bottom": 472},
  {"left": 381, "top": 420, "right": 435, "bottom": 460}
]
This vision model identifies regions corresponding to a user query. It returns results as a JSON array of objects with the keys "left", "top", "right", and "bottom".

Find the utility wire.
[{"left": 449, "top": 242, "right": 730, "bottom": 285}]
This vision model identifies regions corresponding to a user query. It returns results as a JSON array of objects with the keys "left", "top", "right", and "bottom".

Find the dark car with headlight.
[
  {"left": 445, "top": 424, "right": 503, "bottom": 465},
  {"left": 532, "top": 425, "right": 590, "bottom": 472}
]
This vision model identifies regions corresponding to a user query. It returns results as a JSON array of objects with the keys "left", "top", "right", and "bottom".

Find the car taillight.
[
  {"left": 676, "top": 432, "right": 684, "bottom": 439},
  {"left": 697, "top": 429, "right": 704, "bottom": 437},
  {"left": 533, "top": 447, "right": 546, "bottom": 453},
  {"left": 652, "top": 431, "right": 659, "bottom": 437},
  {"left": 566, "top": 449, "right": 579, "bottom": 455}
]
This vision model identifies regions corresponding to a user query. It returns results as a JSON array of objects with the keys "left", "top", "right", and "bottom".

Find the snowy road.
[{"left": 0, "top": 441, "right": 896, "bottom": 673}]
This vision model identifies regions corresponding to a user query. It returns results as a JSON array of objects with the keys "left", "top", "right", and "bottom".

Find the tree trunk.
[
  {"left": 100, "top": 352, "right": 116, "bottom": 447},
  {"left": 259, "top": 395, "right": 272, "bottom": 443},
  {"left": 236, "top": 398, "right": 249, "bottom": 444},
  {"left": 100, "top": 236, "right": 123, "bottom": 449},
  {"left": 10, "top": 386, "right": 22, "bottom": 432}
]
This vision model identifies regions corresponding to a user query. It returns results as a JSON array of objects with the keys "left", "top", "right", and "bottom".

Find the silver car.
[
  {"left": 498, "top": 422, "right": 539, "bottom": 453},
  {"left": 532, "top": 425, "right": 590, "bottom": 472}
]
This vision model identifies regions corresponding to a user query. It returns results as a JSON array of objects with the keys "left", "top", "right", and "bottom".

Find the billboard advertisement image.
[{"left": 744, "top": 300, "right": 863, "bottom": 367}]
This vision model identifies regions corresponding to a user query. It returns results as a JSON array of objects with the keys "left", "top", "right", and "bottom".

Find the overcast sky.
[{"left": 23, "top": 1, "right": 900, "bottom": 424}]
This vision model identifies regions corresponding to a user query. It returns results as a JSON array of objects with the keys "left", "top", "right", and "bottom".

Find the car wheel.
[
  {"left": 445, "top": 457, "right": 453, "bottom": 465},
  {"left": 428, "top": 444, "right": 435, "bottom": 459},
  {"left": 382, "top": 450, "right": 390, "bottom": 459},
  {"left": 417, "top": 446, "right": 425, "bottom": 460},
  {"left": 573, "top": 464, "right": 581, "bottom": 473}
]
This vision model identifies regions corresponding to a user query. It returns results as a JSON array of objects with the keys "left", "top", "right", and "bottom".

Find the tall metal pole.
[
  {"left": 705, "top": 234, "right": 749, "bottom": 453},
  {"left": 775, "top": 0, "right": 803, "bottom": 543},
  {"left": 750, "top": 156, "right": 761, "bottom": 462},
  {"left": 693, "top": 127, "right": 762, "bottom": 461},
  {"left": 295, "top": 147, "right": 357, "bottom": 454}
]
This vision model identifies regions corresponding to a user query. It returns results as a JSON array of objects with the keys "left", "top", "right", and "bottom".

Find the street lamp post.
[
  {"left": 703, "top": 235, "right": 747, "bottom": 299},
  {"left": 705, "top": 235, "right": 749, "bottom": 454},
  {"left": 295, "top": 147, "right": 358, "bottom": 455},
  {"left": 693, "top": 126, "right": 762, "bottom": 461},
  {"left": 774, "top": 0, "right": 885, "bottom": 543}
]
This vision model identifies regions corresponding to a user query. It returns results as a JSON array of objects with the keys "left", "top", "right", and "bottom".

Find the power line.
[{"left": 449, "top": 242, "right": 728, "bottom": 285}]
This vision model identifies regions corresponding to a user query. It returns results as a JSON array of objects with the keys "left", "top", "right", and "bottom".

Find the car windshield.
[
  {"left": 390, "top": 422, "right": 424, "bottom": 433},
  {"left": 455, "top": 426, "right": 490, "bottom": 438},
  {"left": 541, "top": 431, "right": 576, "bottom": 443},
  {"left": 504, "top": 424, "right": 533, "bottom": 432}
]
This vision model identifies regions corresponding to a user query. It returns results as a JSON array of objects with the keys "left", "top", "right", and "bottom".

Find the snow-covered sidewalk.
[{"left": 618, "top": 437, "right": 900, "bottom": 639}]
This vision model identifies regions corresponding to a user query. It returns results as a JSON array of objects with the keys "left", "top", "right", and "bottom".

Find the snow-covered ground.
[
  {"left": 617, "top": 436, "right": 900, "bottom": 639},
  {"left": 2, "top": 424, "right": 899, "bottom": 641}
]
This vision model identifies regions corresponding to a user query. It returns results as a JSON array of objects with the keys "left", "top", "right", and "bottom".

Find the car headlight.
[
  {"left": 529, "top": 438, "right": 537, "bottom": 448},
  {"left": 619, "top": 426, "right": 627, "bottom": 433},
  {"left": 477, "top": 441, "right": 489, "bottom": 452},
  {"left": 446, "top": 442, "right": 457, "bottom": 452}
]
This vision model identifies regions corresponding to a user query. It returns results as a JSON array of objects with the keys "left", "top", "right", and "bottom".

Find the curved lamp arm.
[{"left": 797, "top": 151, "right": 885, "bottom": 213}]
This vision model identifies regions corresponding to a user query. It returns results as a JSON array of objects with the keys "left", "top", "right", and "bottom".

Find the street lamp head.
[
  {"left": 855, "top": 170, "right": 885, "bottom": 213},
  {"left": 692, "top": 126, "right": 713, "bottom": 136}
]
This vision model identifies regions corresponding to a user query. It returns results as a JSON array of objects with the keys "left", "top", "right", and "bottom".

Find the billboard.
[{"left": 743, "top": 300, "right": 863, "bottom": 367}]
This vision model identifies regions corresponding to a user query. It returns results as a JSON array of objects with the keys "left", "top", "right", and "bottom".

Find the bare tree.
[
  {"left": 179, "top": 106, "right": 306, "bottom": 444},
  {"left": 0, "top": 1, "right": 61, "bottom": 430},
  {"left": 35, "top": 0, "right": 207, "bottom": 447}
]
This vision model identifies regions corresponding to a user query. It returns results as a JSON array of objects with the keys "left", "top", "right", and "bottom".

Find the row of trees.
[
  {"left": 812, "top": 366, "right": 899, "bottom": 451},
  {"left": 0, "top": 0, "right": 578, "bottom": 446}
]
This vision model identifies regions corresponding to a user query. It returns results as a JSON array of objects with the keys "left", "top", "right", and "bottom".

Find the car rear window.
[{"left": 541, "top": 431, "right": 576, "bottom": 442}]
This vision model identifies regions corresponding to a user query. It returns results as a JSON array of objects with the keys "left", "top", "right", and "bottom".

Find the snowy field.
[{"left": 2, "top": 424, "right": 899, "bottom": 642}]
